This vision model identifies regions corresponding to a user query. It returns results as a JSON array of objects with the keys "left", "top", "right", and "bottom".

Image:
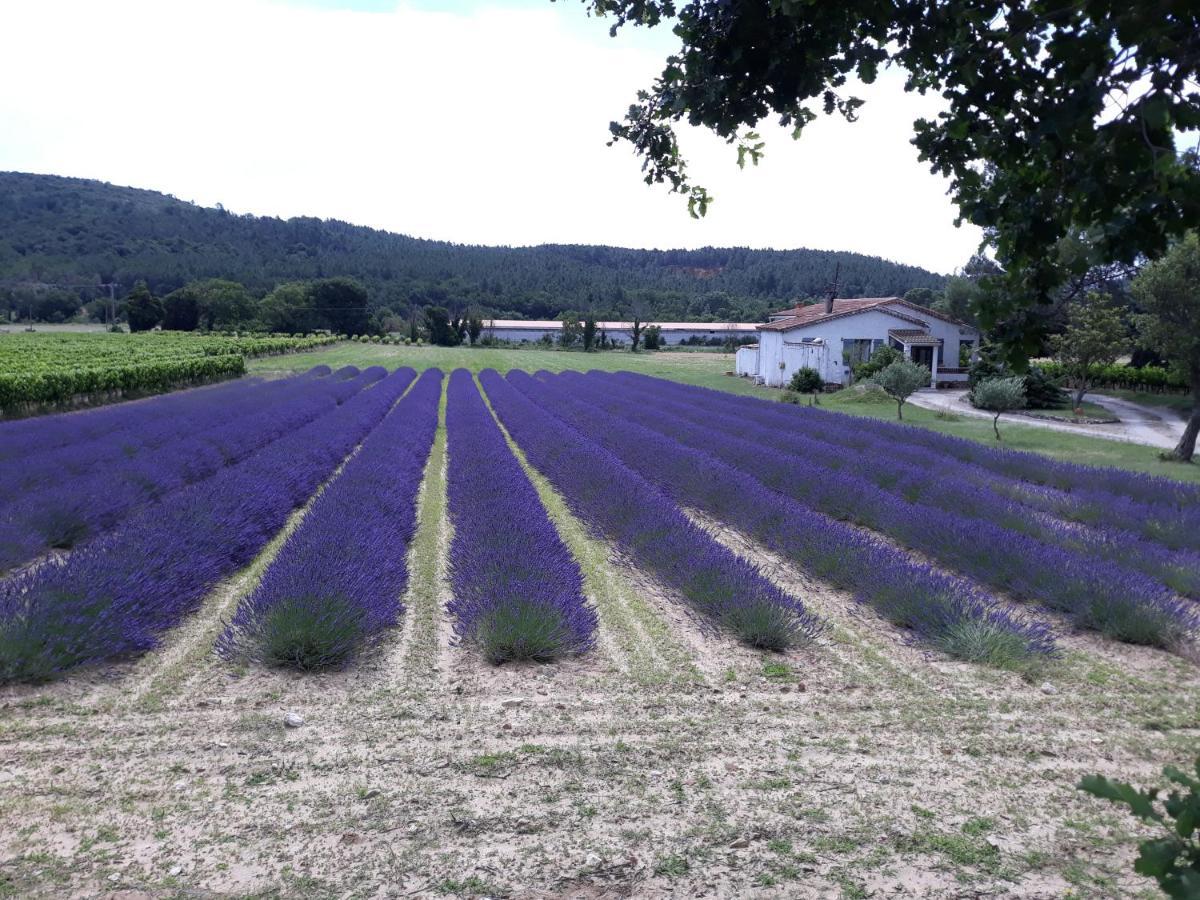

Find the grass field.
[{"left": 253, "top": 343, "right": 1200, "bottom": 484}]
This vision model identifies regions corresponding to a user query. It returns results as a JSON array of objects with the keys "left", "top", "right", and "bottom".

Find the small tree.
[
  {"left": 1132, "top": 233, "right": 1200, "bottom": 463},
  {"left": 788, "top": 367, "right": 823, "bottom": 403},
  {"left": 874, "top": 359, "right": 930, "bottom": 420},
  {"left": 467, "top": 312, "right": 484, "bottom": 346},
  {"left": 124, "top": 281, "right": 163, "bottom": 332},
  {"left": 558, "top": 311, "right": 582, "bottom": 349},
  {"left": 424, "top": 306, "right": 458, "bottom": 346},
  {"left": 1050, "top": 291, "right": 1127, "bottom": 409},
  {"left": 582, "top": 311, "right": 597, "bottom": 351},
  {"left": 972, "top": 376, "right": 1027, "bottom": 440},
  {"left": 643, "top": 324, "right": 663, "bottom": 350}
]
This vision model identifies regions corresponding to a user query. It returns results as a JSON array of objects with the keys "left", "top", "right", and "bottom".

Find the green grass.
[
  {"left": 253, "top": 343, "right": 1200, "bottom": 485},
  {"left": 822, "top": 392, "right": 1200, "bottom": 485},
  {"left": 1026, "top": 401, "right": 1116, "bottom": 421},
  {"left": 1094, "top": 388, "right": 1193, "bottom": 416},
  {"left": 249, "top": 342, "right": 766, "bottom": 396}
]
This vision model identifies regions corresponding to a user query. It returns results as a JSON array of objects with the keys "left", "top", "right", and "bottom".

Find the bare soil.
[{"left": 2, "top": 392, "right": 1196, "bottom": 899}]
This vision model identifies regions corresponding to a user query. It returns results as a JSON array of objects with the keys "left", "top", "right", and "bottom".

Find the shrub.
[
  {"left": 852, "top": 344, "right": 901, "bottom": 381},
  {"left": 1078, "top": 756, "right": 1200, "bottom": 898},
  {"left": 874, "top": 359, "right": 931, "bottom": 420},
  {"left": 1024, "top": 365, "right": 1070, "bottom": 409},
  {"left": 788, "top": 367, "right": 823, "bottom": 395},
  {"left": 971, "top": 376, "right": 1027, "bottom": 440}
]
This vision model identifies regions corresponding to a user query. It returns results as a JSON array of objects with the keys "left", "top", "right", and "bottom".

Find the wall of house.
[
  {"left": 756, "top": 332, "right": 837, "bottom": 386},
  {"left": 734, "top": 345, "right": 759, "bottom": 376},
  {"left": 758, "top": 307, "right": 979, "bottom": 386},
  {"left": 880, "top": 305, "right": 972, "bottom": 369}
]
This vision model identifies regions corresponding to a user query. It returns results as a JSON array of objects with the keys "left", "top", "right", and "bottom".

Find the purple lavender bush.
[
  {"left": 600, "top": 372, "right": 1200, "bottom": 600},
  {"left": 217, "top": 369, "right": 441, "bottom": 670},
  {"left": 479, "top": 369, "right": 823, "bottom": 652},
  {"left": 0, "top": 367, "right": 409, "bottom": 683},
  {"left": 610, "top": 371, "right": 1200, "bottom": 552},
  {"left": 509, "top": 371, "right": 1057, "bottom": 669},
  {"left": 445, "top": 370, "right": 595, "bottom": 663},
  {"left": 564, "top": 372, "right": 1194, "bottom": 650},
  {"left": 0, "top": 368, "right": 372, "bottom": 572}
]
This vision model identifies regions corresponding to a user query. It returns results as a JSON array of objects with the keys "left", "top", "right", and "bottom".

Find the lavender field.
[{"left": 2, "top": 365, "right": 1198, "bottom": 898}]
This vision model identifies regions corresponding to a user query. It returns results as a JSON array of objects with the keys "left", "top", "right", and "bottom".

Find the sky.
[{"left": 0, "top": 0, "right": 985, "bottom": 274}]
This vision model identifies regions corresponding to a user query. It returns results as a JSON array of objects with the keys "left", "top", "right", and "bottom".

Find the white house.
[
  {"left": 750, "top": 297, "right": 979, "bottom": 388},
  {"left": 483, "top": 319, "right": 759, "bottom": 346}
]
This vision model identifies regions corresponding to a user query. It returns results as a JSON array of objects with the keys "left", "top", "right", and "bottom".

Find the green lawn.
[
  {"left": 249, "top": 343, "right": 770, "bottom": 396},
  {"left": 1022, "top": 401, "right": 1116, "bottom": 422},
  {"left": 254, "top": 343, "right": 1200, "bottom": 485},
  {"left": 1094, "top": 387, "right": 1193, "bottom": 416}
]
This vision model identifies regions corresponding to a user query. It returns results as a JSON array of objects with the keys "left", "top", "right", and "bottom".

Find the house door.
[{"left": 910, "top": 346, "right": 934, "bottom": 369}]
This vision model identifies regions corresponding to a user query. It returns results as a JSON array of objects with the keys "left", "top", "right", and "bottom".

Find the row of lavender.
[
  {"left": 218, "top": 369, "right": 441, "bottom": 669},
  {"left": 503, "top": 371, "right": 1058, "bottom": 668},
  {"left": 608, "top": 373, "right": 1200, "bottom": 598},
  {"left": 444, "top": 370, "right": 596, "bottom": 662},
  {"left": 0, "top": 367, "right": 410, "bottom": 682},
  {"left": 481, "top": 370, "right": 826, "bottom": 651},
  {"left": 614, "top": 372, "right": 1200, "bottom": 558},
  {"left": 535, "top": 371, "right": 1194, "bottom": 649},
  {"left": 0, "top": 367, "right": 367, "bottom": 573}
]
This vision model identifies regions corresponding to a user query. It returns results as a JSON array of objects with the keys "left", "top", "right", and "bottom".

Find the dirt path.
[{"left": 909, "top": 388, "right": 1186, "bottom": 449}]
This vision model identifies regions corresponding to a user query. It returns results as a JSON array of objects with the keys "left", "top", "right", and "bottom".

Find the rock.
[
  {"left": 501, "top": 697, "right": 528, "bottom": 709},
  {"left": 584, "top": 852, "right": 603, "bottom": 869},
  {"left": 283, "top": 712, "right": 305, "bottom": 728},
  {"left": 796, "top": 683, "right": 807, "bottom": 693},
  {"left": 362, "top": 788, "right": 381, "bottom": 799},
  {"left": 1039, "top": 682, "right": 1057, "bottom": 696},
  {"left": 729, "top": 837, "right": 751, "bottom": 849}
]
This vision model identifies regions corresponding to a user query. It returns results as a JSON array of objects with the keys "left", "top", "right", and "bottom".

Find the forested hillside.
[{"left": 0, "top": 172, "right": 946, "bottom": 322}]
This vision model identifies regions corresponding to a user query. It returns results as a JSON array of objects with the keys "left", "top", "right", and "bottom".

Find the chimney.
[{"left": 823, "top": 261, "right": 840, "bottom": 315}]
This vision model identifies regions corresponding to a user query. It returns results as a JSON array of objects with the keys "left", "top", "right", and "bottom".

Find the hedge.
[
  {"left": 1039, "top": 361, "right": 1189, "bottom": 393},
  {"left": 0, "top": 354, "right": 246, "bottom": 411}
]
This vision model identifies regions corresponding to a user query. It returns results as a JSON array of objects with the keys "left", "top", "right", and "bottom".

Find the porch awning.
[{"left": 888, "top": 329, "right": 939, "bottom": 346}]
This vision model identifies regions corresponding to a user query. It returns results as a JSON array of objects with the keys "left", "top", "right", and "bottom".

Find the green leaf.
[
  {"left": 1134, "top": 837, "right": 1180, "bottom": 878},
  {"left": 1078, "top": 775, "right": 1162, "bottom": 822}
]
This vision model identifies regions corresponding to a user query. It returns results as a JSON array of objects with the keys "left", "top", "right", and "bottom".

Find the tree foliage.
[
  {"left": 1050, "top": 291, "right": 1128, "bottom": 408},
  {"left": 585, "top": 0, "right": 1200, "bottom": 363},
  {"left": 873, "top": 358, "right": 930, "bottom": 420},
  {"left": 0, "top": 173, "right": 945, "bottom": 325},
  {"left": 971, "top": 377, "right": 1028, "bottom": 440},
  {"left": 123, "top": 281, "right": 163, "bottom": 333},
  {"left": 1079, "top": 755, "right": 1200, "bottom": 899},
  {"left": 1131, "top": 233, "right": 1200, "bottom": 462}
]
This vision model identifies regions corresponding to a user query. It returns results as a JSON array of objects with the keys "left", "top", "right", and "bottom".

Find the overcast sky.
[{"left": 0, "top": 0, "right": 985, "bottom": 274}]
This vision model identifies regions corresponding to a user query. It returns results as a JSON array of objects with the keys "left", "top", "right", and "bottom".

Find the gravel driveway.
[{"left": 908, "top": 388, "right": 1187, "bottom": 449}]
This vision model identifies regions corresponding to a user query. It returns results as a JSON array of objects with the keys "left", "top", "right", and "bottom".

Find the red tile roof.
[
  {"left": 760, "top": 297, "right": 974, "bottom": 332},
  {"left": 758, "top": 299, "right": 927, "bottom": 332}
]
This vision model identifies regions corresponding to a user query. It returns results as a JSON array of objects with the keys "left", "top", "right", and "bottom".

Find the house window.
[{"left": 842, "top": 339, "right": 874, "bottom": 366}]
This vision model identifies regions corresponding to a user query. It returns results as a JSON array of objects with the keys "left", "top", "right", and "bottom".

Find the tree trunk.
[
  {"left": 1168, "top": 382, "right": 1200, "bottom": 462},
  {"left": 1074, "top": 384, "right": 1088, "bottom": 409},
  {"left": 896, "top": 399, "right": 903, "bottom": 420},
  {"left": 993, "top": 412, "right": 1002, "bottom": 440}
]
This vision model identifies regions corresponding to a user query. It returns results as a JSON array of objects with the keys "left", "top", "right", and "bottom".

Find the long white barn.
[
  {"left": 484, "top": 319, "right": 759, "bottom": 346},
  {"left": 742, "top": 297, "right": 979, "bottom": 388}
]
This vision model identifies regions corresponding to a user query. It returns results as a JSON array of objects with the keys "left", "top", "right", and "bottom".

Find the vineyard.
[
  {"left": 0, "top": 331, "right": 337, "bottom": 411},
  {"left": 2, "top": 366, "right": 1198, "bottom": 897}
]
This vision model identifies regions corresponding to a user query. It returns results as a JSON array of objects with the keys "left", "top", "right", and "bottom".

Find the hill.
[{"left": 0, "top": 171, "right": 947, "bottom": 322}]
